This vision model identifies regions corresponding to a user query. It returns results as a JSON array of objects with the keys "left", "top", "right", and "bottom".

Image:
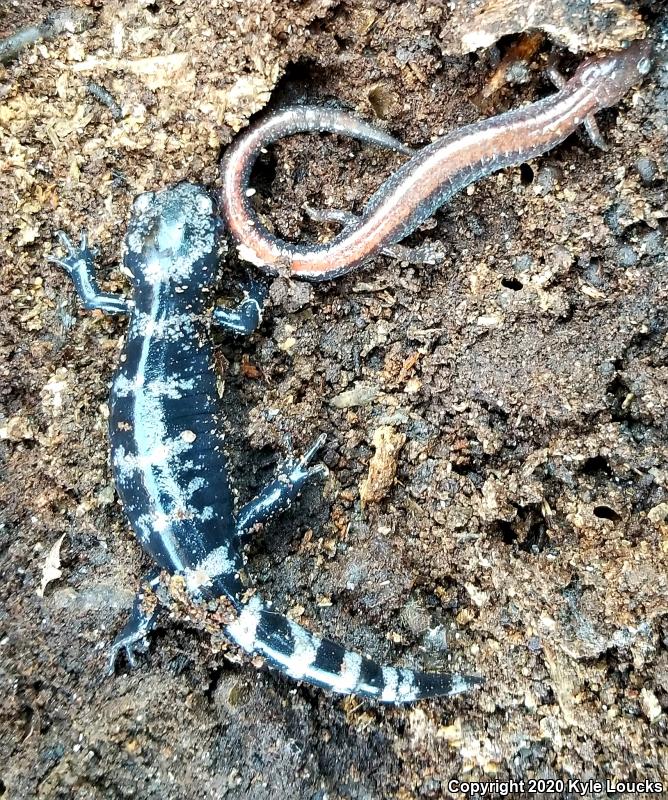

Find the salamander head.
[
  {"left": 122, "top": 182, "right": 226, "bottom": 304},
  {"left": 572, "top": 39, "right": 654, "bottom": 108}
]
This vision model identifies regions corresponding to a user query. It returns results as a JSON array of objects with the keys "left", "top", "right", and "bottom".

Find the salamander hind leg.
[
  {"left": 48, "top": 230, "right": 131, "bottom": 314},
  {"left": 106, "top": 571, "right": 161, "bottom": 674},
  {"left": 304, "top": 205, "right": 445, "bottom": 265},
  {"left": 226, "top": 596, "right": 484, "bottom": 703},
  {"left": 235, "top": 433, "right": 327, "bottom": 543}
]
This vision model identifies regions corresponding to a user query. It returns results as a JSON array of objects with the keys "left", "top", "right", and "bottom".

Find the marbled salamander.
[{"left": 50, "top": 182, "right": 482, "bottom": 703}]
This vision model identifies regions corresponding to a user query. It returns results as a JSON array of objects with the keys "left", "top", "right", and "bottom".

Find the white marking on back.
[
  {"left": 339, "top": 651, "right": 363, "bottom": 692},
  {"left": 381, "top": 667, "right": 399, "bottom": 702},
  {"left": 187, "top": 477, "right": 206, "bottom": 494},
  {"left": 447, "top": 674, "right": 471, "bottom": 696},
  {"left": 227, "top": 595, "right": 262, "bottom": 650},
  {"left": 191, "top": 543, "right": 235, "bottom": 584},
  {"left": 119, "top": 291, "right": 193, "bottom": 569},
  {"left": 396, "top": 669, "right": 419, "bottom": 703},
  {"left": 129, "top": 312, "right": 195, "bottom": 341},
  {"left": 285, "top": 619, "right": 320, "bottom": 678}
]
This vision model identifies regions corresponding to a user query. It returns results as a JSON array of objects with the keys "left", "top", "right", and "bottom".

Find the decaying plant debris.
[{"left": 1, "top": 0, "right": 666, "bottom": 797}]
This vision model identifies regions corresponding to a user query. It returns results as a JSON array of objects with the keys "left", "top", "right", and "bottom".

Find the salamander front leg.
[
  {"left": 106, "top": 570, "right": 161, "bottom": 674},
  {"left": 212, "top": 277, "right": 267, "bottom": 335},
  {"left": 546, "top": 65, "right": 607, "bottom": 150},
  {"left": 48, "top": 230, "right": 131, "bottom": 314},
  {"left": 235, "top": 433, "right": 328, "bottom": 543},
  {"left": 304, "top": 205, "right": 445, "bottom": 265}
]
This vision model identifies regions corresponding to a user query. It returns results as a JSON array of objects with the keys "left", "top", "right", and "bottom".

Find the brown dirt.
[{"left": 1, "top": 2, "right": 667, "bottom": 798}]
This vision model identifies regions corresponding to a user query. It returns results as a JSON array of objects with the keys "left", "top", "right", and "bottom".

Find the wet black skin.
[{"left": 49, "top": 181, "right": 482, "bottom": 703}]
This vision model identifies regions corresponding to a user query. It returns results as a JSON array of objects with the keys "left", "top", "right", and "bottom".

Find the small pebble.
[
  {"left": 580, "top": 256, "right": 604, "bottom": 288},
  {"left": 640, "top": 688, "right": 662, "bottom": 722},
  {"left": 656, "top": 63, "right": 668, "bottom": 89},
  {"left": 505, "top": 61, "right": 531, "bottom": 86},
  {"left": 641, "top": 229, "right": 664, "bottom": 257},
  {"left": 533, "top": 163, "right": 560, "bottom": 196},
  {"left": 330, "top": 383, "right": 378, "bottom": 409},
  {"left": 604, "top": 202, "right": 632, "bottom": 234},
  {"left": 467, "top": 214, "right": 485, "bottom": 237},
  {"left": 269, "top": 278, "right": 312, "bottom": 312},
  {"left": 513, "top": 253, "right": 534, "bottom": 273},
  {"left": 616, "top": 244, "right": 638, "bottom": 268},
  {"left": 635, "top": 157, "right": 658, "bottom": 185}
]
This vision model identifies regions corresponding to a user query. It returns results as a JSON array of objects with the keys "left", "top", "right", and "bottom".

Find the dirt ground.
[{"left": 1, "top": 1, "right": 667, "bottom": 798}]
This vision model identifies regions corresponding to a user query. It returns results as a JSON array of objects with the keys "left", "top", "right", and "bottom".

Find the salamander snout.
[{"left": 574, "top": 39, "right": 654, "bottom": 107}]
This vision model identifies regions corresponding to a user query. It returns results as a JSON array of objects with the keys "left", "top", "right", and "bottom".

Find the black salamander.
[{"left": 50, "top": 182, "right": 482, "bottom": 703}]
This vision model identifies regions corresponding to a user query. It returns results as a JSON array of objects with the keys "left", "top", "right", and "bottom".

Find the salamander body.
[
  {"left": 50, "top": 182, "right": 482, "bottom": 703},
  {"left": 221, "top": 39, "right": 654, "bottom": 280}
]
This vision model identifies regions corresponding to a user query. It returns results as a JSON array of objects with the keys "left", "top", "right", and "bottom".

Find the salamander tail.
[{"left": 225, "top": 596, "right": 483, "bottom": 703}]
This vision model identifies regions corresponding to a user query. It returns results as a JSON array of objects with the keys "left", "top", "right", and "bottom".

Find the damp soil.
[{"left": 1, "top": 2, "right": 667, "bottom": 799}]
